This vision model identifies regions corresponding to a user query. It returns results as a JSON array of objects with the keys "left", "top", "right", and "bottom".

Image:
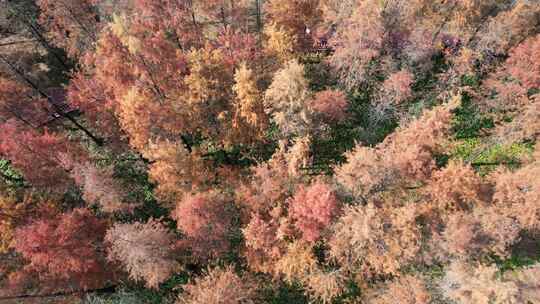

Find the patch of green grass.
[
  {"left": 494, "top": 231, "right": 540, "bottom": 273},
  {"left": 262, "top": 281, "right": 309, "bottom": 304},
  {"left": 0, "top": 159, "right": 25, "bottom": 189},
  {"left": 205, "top": 145, "right": 254, "bottom": 167},
  {"left": 451, "top": 94, "right": 494, "bottom": 140},
  {"left": 84, "top": 289, "right": 147, "bottom": 304},
  {"left": 453, "top": 139, "right": 532, "bottom": 163},
  {"left": 461, "top": 74, "right": 481, "bottom": 87},
  {"left": 495, "top": 255, "right": 540, "bottom": 273},
  {"left": 451, "top": 139, "right": 533, "bottom": 174},
  {"left": 333, "top": 279, "right": 361, "bottom": 304}
]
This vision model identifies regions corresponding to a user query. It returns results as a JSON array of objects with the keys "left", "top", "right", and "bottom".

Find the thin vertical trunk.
[{"left": 256, "top": 0, "right": 262, "bottom": 33}]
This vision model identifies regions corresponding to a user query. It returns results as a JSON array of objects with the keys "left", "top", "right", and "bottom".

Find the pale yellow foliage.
[
  {"left": 264, "top": 60, "right": 314, "bottom": 137},
  {"left": 264, "top": 23, "right": 296, "bottom": 63},
  {"left": 145, "top": 140, "right": 209, "bottom": 203},
  {"left": 232, "top": 63, "right": 268, "bottom": 142},
  {"left": 284, "top": 136, "right": 312, "bottom": 177},
  {"left": 274, "top": 240, "right": 346, "bottom": 303},
  {"left": 117, "top": 87, "right": 152, "bottom": 152},
  {"left": 184, "top": 48, "right": 231, "bottom": 108},
  {"left": 110, "top": 14, "right": 141, "bottom": 54},
  {"left": 304, "top": 270, "right": 346, "bottom": 304},
  {"left": 275, "top": 241, "right": 317, "bottom": 283},
  {"left": 440, "top": 261, "right": 519, "bottom": 304},
  {"left": 0, "top": 195, "right": 21, "bottom": 253},
  {"left": 182, "top": 47, "right": 236, "bottom": 143}
]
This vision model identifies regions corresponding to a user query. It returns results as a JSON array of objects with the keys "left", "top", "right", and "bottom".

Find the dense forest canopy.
[{"left": 0, "top": 0, "right": 539, "bottom": 303}]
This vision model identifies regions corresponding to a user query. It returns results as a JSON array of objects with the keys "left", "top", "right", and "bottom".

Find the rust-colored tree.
[{"left": 11, "top": 208, "right": 111, "bottom": 291}]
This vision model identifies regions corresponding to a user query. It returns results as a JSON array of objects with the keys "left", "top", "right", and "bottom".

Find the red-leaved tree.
[
  {"left": 288, "top": 180, "right": 341, "bottom": 242},
  {"left": 173, "top": 191, "right": 235, "bottom": 261},
  {"left": 11, "top": 208, "right": 111, "bottom": 291}
]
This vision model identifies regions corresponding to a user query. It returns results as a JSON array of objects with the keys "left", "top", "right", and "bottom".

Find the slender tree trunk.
[
  {"left": 0, "top": 39, "right": 36, "bottom": 47},
  {"left": 255, "top": 0, "right": 262, "bottom": 33},
  {"left": 471, "top": 161, "right": 521, "bottom": 167}
]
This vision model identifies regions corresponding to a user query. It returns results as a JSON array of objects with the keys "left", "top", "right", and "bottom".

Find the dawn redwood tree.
[
  {"left": 194, "top": 0, "right": 252, "bottom": 31},
  {"left": 264, "top": 59, "right": 314, "bottom": 137},
  {"left": 216, "top": 29, "right": 260, "bottom": 67},
  {"left": 231, "top": 62, "right": 269, "bottom": 143},
  {"left": 492, "top": 144, "right": 540, "bottom": 230},
  {"left": 274, "top": 240, "right": 318, "bottom": 284},
  {"left": 105, "top": 218, "right": 180, "bottom": 289},
  {"left": 87, "top": 4, "right": 267, "bottom": 152},
  {"left": 505, "top": 34, "right": 540, "bottom": 90},
  {"left": 443, "top": 0, "right": 512, "bottom": 43},
  {"left": 288, "top": 180, "right": 341, "bottom": 242},
  {"left": 0, "top": 119, "right": 74, "bottom": 192},
  {"left": 122, "top": 0, "right": 202, "bottom": 50},
  {"left": 328, "top": 0, "right": 386, "bottom": 90},
  {"left": 173, "top": 191, "right": 235, "bottom": 261},
  {"left": 335, "top": 99, "right": 459, "bottom": 201},
  {"left": 0, "top": 194, "right": 38, "bottom": 254},
  {"left": 439, "top": 208, "right": 521, "bottom": 260},
  {"left": 66, "top": 71, "right": 126, "bottom": 149},
  {"left": 307, "top": 89, "right": 348, "bottom": 123},
  {"left": 237, "top": 149, "right": 301, "bottom": 274},
  {"left": 381, "top": 70, "right": 415, "bottom": 105},
  {"left": 485, "top": 34, "right": 540, "bottom": 142},
  {"left": 328, "top": 203, "right": 421, "bottom": 279},
  {"left": 11, "top": 208, "right": 111, "bottom": 290},
  {"left": 318, "top": 0, "right": 356, "bottom": 30},
  {"left": 263, "top": 23, "right": 297, "bottom": 65},
  {"left": 145, "top": 140, "right": 211, "bottom": 203},
  {"left": 71, "top": 162, "right": 133, "bottom": 213},
  {"left": 2, "top": 0, "right": 540, "bottom": 301},
  {"left": 302, "top": 269, "right": 347, "bottom": 303},
  {"left": 505, "top": 264, "right": 540, "bottom": 303},
  {"left": 424, "top": 160, "right": 485, "bottom": 211}
]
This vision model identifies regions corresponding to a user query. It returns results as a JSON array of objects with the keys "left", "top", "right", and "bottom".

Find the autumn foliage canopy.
[{"left": 0, "top": 0, "right": 540, "bottom": 303}]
